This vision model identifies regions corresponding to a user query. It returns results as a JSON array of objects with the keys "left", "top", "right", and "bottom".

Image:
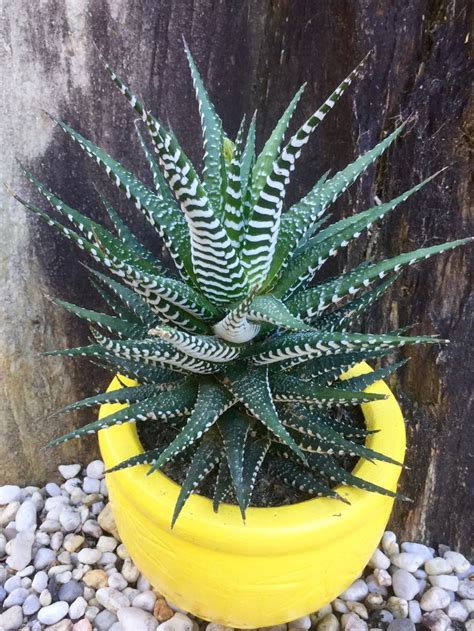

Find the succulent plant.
[{"left": 16, "top": 45, "right": 471, "bottom": 525}]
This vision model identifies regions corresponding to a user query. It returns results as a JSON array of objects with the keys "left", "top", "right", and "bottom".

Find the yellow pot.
[{"left": 98, "top": 361, "right": 405, "bottom": 627}]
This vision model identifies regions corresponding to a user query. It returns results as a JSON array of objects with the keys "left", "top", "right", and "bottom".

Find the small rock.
[
  {"left": 94, "top": 609, "right": 119, "bottom": 630},
  {"left": 424, "top": 558, "right": 452, "bottom": 575},
  {"left": 83, "top": 477, "right": 101, "bottom": 494},
  {"left": 0, "top": 501, "right": 20, "bottom": 527},
  {"left": 368, "top": 548, "right": 390, "bottom": 571},
  {"left": 4, "top": 575, "right": 22, "bottom": 592},
  {"left": 58, "top": 580, "right": 84, "bottom": 603},
  {"left": 465, "top": 621, "right": 474, "bottom": 631},
  {"left": 116, "top": 544, "right": 129, "bottom": 560},
  {"left": 373, "top": 569, "right": 391, "bottom": 587},
  {"left": 154, "top": 597, "right": 175, "bottom": 622},
  {"left": 4, "top": 586, "right": 29, "bottom": 606},
  {"left": 98, "top": 504, "right": 120, "bottom": 540},
  {"left": 64, "top": 534, "right": 85, "bottom": 552},
  {"left": 315, "top": 605, "right": 332, "bottom": 621},
  {"left": 392, "top": 569, "right": 420, "bottom": 600},
  {"left": 131, "top": 589, "right": 156, "bottom": 612},
  {"left": 40, "top": 518, "right": 61, "bottom": 533},
  {"left": 7, "top": 530, "right": 35, "bottom": 571},
  {"left": 32, "top": 570, "right": 48, "bottom": 592},
  {"left": 461, "top": 598, "right": 474, "bottom": 613},
  {"left": 39, "top": 588, "right": 53, "bottom": 606},
  {"left": 288, "top": 615, "right": 311, "bottom": 629},
  {"left": 346, "top": 601, "right": 368, "bottom": 619},
  {"left": 50, "top": 531, "right": 64, "bottom": 551},
  {"left": 0, "top": 484, "right": 21, "bottom": 503},
  {"left": 117, "top": 606, "right": 158, "bottom": 630},
  {"left": 365, "top": 593, "right": 384, "bottom": 611},
  {"left": 443, "top": 550, "right": 470, "bottom": 573},
  {"left": 58, "top": 464, "right": 81, "bottom": 479},
  {"left": 381, "top": 532, "right": 399, "bottom": 556},
  {"left": 340, "top": 612, "right": 368, "bottom": 630},
  {"left": 86, "top": 460, "right": 105, "bottom": 479},
  {"left": 96, "top": 586, "right": 130, "bottom": 612},
  {"left": 400, "top": 542, "right": 433, "bottom": 562},
  {"left": 23, "top": 592, "right": 41, "bottom": 615},
  {"left": 78, "top": 547, "right": 102, "bottom": 564},
  {"left": 386, "top": 597, "right": 408, "bottom": 619},
  {"left": 446, "top": 600, "right": 468, "bottom": 622},
  {"left": 387, "top": 621, "right": 414, "bottom": 631},
  {"left": 44, "top": 620, "right": 74, "bottom": 631},
  {"left": 158, "top": 612, "right": 195, "bottom": 631},
  {"left": 45, "top": 482, "right": 61, "bottom": 496},
  {"left": 59, "top": 509, "right": 81, "bottom": 533},
  {"left": 69, "top": 595, "right": 88, "bottom": 620},
  {"left": 317, "top": 613, "right": 340, "bottom": 631},
  {"left": 121, "top": 558, "right": 140, "bottom": 583},
  {"left": 38, "top": 600, "right": 70, "bottom": 625},
  {"left": 421, "top": 610, "right": 452, "bottom": 631},
  {"left": 457, "top": 578, "right": 474, "bottom": 599},
  {"left": 97, "top": 535, "right": 118, "bottom": 552},
  {"left": 333, "top": 598, "right": 349, "bottom": 614},
  {"left": 73, "top": 619, "right": 93, "bottom": 631},
  {"left": 420, "top": 586, "right": 451, "bottom": 611},
  {"left": 408, "top": 600, "right": 422, "bottom": 624},
  {"left": 428, "top": 574, "right": 458, "bottom": 591},
  {"left": 34, "top": 546, "right": 57, "bottom": 569},
  {"left": 390, "top": 553, "right": 424, "bottom": 573},
  {"left": 340, "top": 579, "right": 369, "bottom": 602},
  {"left": 84, "top": 569, "right": 109, "bottom": 589},
  {"left": 0, "top": 605, "right": 24, "bottom": 630},
  {"left": 82, "top": 518, "right": 102, "bottom": 539},
  {"left": 15, "top": 499, "right": 37, "bottom": 531},
  {"left": 108, "top": 573, "right": 128, "bottom": 590}
]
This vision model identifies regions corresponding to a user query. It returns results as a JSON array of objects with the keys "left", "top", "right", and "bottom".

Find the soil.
[{"left": 137, "top": 405, "right": 365, "bottom": 509}]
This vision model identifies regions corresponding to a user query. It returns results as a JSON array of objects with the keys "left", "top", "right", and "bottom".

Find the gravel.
[{"left": 0, "top": 464, "right": 472, "bottom": 630}]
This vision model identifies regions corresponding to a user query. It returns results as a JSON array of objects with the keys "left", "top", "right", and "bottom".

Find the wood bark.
[{"left": 1, "top": 1, "right": 472, "bottom": 553}]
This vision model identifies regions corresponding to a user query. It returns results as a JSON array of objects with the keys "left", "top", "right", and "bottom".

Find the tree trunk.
[{"left": 1, "top": 0, "right": 471, "bottom": 554}]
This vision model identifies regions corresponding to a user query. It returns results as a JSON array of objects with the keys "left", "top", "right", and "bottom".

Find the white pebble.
[
  {"left": 82, "top": 518, "right": 102, "bottom": 538},
  {"left": 97, "top": 535, "right": 118, "bottom": 552},
  {"left": 23, "top": 592, "right": 41, "bottom": 615},
  {"left": 96, "top": 586, "right": 130, "bottom": 612},
  {"left": 121, "top": 557, "right": 140, "bottom": 583},
  {"left": 39, "top": 588, "right": 52, "bottom": 606},
  {"left": 4, "top": 586, "right": 29, "bottom": 606},
  {"left": 15, "top": 499, "right": 37, "bottom": 531},
  {"left": 387, "top": 596, "right": 408, "bottom": 619},
  {"left": 38, "top": 600, "right": 69, "bottom": 624},
  {"left": 32, "top": 570, "right": 48, "bottom": 592},
  {"left": 424, "top": 557, "right": 452, "bottom": 575},
  {"left": 317, "top": 613, "right": 340, "bottom": 631},
  {"left": 400, "top": 542, "right": 433, "bottom": 562},
  {"left": 34, "top": 546, "right": 57, "bottom": 569},
  {"left": 461, "top": 599, "right": 474, "bottom": 613},
  {"left": 340, "top": 579, "right": 369, "bottom": 602},
  {"left": 83, "top": 476, "right": 101, "bottom": 494},
  {"left": 444, "top": 550, "right": 470, "bottom": 573},
  {"left": 58, "top": 464, "right": 81, "bottom": 479},
  {"left": 0, "top": 605, "right": 23, "bottom": 630},
  {"left": 87, "top": 460, "right": 105, "bottom": 479},
  {"left": 408, "top": 600, "right": 422, "bottom": 624},
  {"left": 382, "top": 531, "right": 399, "bottom": 556},
  {"left": 428, "top": 574, "right": 458, "bottom": 591},
  {"left": 391, "top": 553, "right": 424, "bottom": 573},
  {"left": 118, "top": 606, "right": 160, "bottom": 630},
  {"left": 4, "top": 575, "right": 22, "bottom": 592},
  {"left": 69, "top": 595, "right": 88, "bottom": 619},
  {"left": 421, "top": 609, "right": 452, "bottom": 631},
  {"left": 0, "top": 501, "right": 20, "bottom": 527},
  {"left": 77, "top": 547, "right": 102, "bottom": 564},
  {"left": 45, "top": 482, "right": 61, "bottom": 496},
  {"left": 50, "top": 531, "right": 64, "bottom": 551},
  {"left": 158, "top": 612, "right": 195, "bottom": 631},
  {"left": 341, "top": 612, "right": 368, "bottom": 630},
  {"left": 368, "top": 548, "right": 391, "bottom": 570},
  {"left": 59, "top": 509, "right": 81, "bottom": 532},
  {"left": 6, "top": 530, "right": 35, "bottom": 571},
  {"left": 0, "top": 485, "right": 21, "bottom": 503},
  {"left": 288, "top": 616, "right": 311, "bottom": 630},
  {"left": 373, "top": 569, "right": 391, "bottom": 587},
  {"left": 457, "top": 579, "right": 474, "bottom": 599},
  {"left": 420, "top": 586, "right": 451, "bottom": 611},
  {"left": 108, "top": 573, "right": 128, "bottom": 590},
  {"left": 392, "top": 569, "right": 420, "bottom": 600},
  {"left": 446, "top": 600, "right": 468, "bottom": 622}
]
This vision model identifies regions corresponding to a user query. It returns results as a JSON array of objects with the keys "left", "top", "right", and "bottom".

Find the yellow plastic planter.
[{"left": 98, "top": 361, "right": 405, "bottom": 627}]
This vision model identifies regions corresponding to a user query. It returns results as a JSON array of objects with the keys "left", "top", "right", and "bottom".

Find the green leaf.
[
  {"left": 241, "top": 434, "right": 271, "bottom": 509},
  {"left": 149, "top": 378, "right": 235, "bottom": 473},
  {"left": 218, "top": 409, "right": 250, "bottom": 517},
  {"left": 222, "top": 116, "right": 247, "bottom": 250},
  {"left": 277, "top": 402, "right": 374, "bottom": 439},
  {"left": 213, "top": 459, "right": 233, "bottom": 512},
  {"left": 149, "top": 326, "right": 241, "bottom": 364},
  {"left": 287, "top": 238, "right": 473, "bottom": 321},
  {"left": 248, "top": 295, "right": 311, "bottom": 331},
  {"left": 337, "top": 360, "right": 408, "bottom": 391},
  {"left": 106, "top": 448, "right": 165, "bottom": 473},
  {"left": 172, "top": 437, "right": 221, "bottom": 527}
]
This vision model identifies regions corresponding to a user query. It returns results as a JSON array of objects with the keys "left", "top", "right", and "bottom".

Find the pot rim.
[{"left": 99, "top": 361, "right": 406, "bottom": 556}]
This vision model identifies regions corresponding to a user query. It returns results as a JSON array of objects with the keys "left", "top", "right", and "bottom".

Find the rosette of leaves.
[{"left": 15, "top": 44, "right": 471, "bottom": 526}]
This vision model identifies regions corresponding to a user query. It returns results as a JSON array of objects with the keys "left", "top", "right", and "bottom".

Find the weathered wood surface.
[{"left": 1, "top": 1, "right": 472, "bottom": 553}]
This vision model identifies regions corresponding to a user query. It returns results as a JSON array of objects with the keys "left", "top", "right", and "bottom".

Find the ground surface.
[{"left": 0, "top": 461, "right": 472, "bottom": 631}]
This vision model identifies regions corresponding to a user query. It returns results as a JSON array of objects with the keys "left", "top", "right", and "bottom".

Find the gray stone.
[
  {"left": 421, "top": 610, "right": 452, "bottom": 631},
  {"left": 420, "top": 587, "right": 451, "bottom": 611},
  {"left": 23, "top": 593, "right": 41, "bottom": 615},
  {"left": 392, "top": 569, "right": 420, "bottom": 600},
  {"left": 0, "top": 605, "right": 23, "bottom": 630},
  {"left": 457, "top": 579, "right": 474, "bottom": 599},
  {"left": 94, "top": 609, "right": 119, "bottom": 630},
  {"left": 58, "top": 579, "right": 84, "bottom": 603},
  {"left": 58, "top": 464, "right": 81, "bottom": 479},
  {"left": 387, "top": 621, "right": 415, "bottom": 631}
]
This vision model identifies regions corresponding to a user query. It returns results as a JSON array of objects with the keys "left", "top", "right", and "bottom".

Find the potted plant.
[{"left": 15, "top": 45, "right": 471, "bottom": 627}]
